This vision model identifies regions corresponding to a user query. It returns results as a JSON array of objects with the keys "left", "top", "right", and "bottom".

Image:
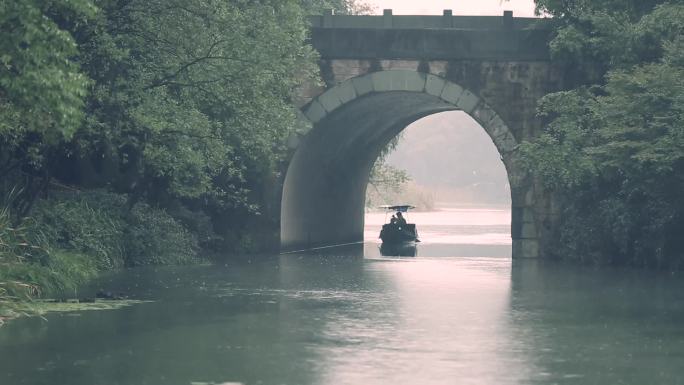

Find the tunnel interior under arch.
[{"left": 281, "top": 71, "right": 525, "bottom": 252}]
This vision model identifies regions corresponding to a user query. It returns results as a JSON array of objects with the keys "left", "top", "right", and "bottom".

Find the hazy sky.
[{"left": 364, "top": 0, "right": 537, "bottom": 17}]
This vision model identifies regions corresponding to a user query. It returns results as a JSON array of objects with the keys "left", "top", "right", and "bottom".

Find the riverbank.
[{"left": 0, "top": 189, "right": 208, "bottom": 325}]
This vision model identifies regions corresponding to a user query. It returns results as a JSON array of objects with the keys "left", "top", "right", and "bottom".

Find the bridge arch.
[{"left": 281, "top": 69, "right": 537, "bottom": 256}]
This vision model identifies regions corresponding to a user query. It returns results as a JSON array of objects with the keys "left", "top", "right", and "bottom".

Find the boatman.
[{"left": 396, "top": 212, "right": 407, "bottom": 227}]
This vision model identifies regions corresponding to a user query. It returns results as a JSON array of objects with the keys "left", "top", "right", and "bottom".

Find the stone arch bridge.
[{"left": 280, "top": 11, "right": 567, "bottom": 258}]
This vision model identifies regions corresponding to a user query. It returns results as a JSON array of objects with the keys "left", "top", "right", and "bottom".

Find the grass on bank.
[{"left": 1, "top": 190, "right": 200, "bottom": 325}]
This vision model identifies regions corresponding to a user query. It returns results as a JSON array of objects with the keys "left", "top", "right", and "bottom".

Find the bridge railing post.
[
  {"left": 503, "top": 10, "right": 513, "bottom": 29},
  {"left": 323, "top": 9, "right": 334, "bottom": 28},
  {"left": 383, "top": 9, "right": 393, "bottom": 28},
  {"left": 442, "top": 10, "right": 453, "bottom": 28}
]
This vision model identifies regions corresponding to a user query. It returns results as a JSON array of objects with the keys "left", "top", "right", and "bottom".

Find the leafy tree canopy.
[{"left": 520, "top": 1, "right": 684, "bottom": 266}]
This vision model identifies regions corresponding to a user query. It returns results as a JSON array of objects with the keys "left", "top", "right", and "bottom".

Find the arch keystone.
[{"left": 371, "top": 70, "right": 426, "bottom": 92}]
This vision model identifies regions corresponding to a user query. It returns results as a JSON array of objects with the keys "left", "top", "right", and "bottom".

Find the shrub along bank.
[{"left": 0, "top": 190, "right": 199, "bottom": 322}]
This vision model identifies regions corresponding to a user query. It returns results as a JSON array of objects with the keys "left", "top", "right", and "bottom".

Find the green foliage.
[
  {"left": 368, "top": 164, "right": 411, "bottom": 192},
  {"left": 521, "top": 1, "right": 684, "bottom": 267},
  {"left": 32, "top": 191, "right": 199, "bottom": 267},
  {"left": 68, "top": 0, "right": 320, "bottom": 208},
  {"left": 0, "top": 250, "right": 101, "bottom": 324},
  {"left": 0, "top": 195, "right": 49, "bottom": 264},
  {"left": 300, "top": 0, "right": 374, "bottom": 15},
  {"left": 2, "top": 0, "right": 329, "bottom": 261},
  {"left": 126, "top": 203, "right": 198, "bottom": 266},
  {"left": 33, "top": 191, "right": 127, "bottom": 269},
  {"left": 0, "top": 0, "right": 361, "bottom": 268},
  {"left": 1, "top": 251, "right": 97, "bottom": 296},
  {"left": 0, "top": 0, "right": 94, "bottom": 141}
]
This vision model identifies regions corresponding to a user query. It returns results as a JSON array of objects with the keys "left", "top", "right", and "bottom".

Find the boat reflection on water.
[{"left": 380, "top": 242, "right": 417, "bottom": 257}]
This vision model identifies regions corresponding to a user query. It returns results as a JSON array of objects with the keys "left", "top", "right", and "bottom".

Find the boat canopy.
[{"left": 379, "top": 205, "right": 415, "bottom": 212}]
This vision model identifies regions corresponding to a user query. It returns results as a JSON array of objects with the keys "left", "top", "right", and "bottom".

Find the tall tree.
[{"left": 521, "top": 1, "right": 684, "bottom": 267}]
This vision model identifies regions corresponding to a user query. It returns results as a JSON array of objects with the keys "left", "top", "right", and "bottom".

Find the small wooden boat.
[{"left": 378, "top": 205, "right": 420, "bottom": 244}]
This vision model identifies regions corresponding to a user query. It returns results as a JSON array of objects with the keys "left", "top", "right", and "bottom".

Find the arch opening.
[
  {"left": 364, "top": 110, "right": 512, "bottom": 248},
  {"left": 281, "top": 70, "right": 535, "bottom": 256}
]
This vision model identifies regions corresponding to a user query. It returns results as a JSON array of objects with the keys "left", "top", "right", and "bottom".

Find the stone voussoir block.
[
  {"left": 351, "top": 74, "right": 374, "bottom": 97},
  {"left": 499, "top": 132, "right": 519, "bottom": 152},
  {"left": 471, "top": 104, "right": 498, "bottom": 127},
  {"left": 303, "top": 100, "right": 327, "bottom": 124},
  {"left": 488, "top": 116, "right": 508, "bottom": 138},
  {"left": 440, "top": 82, "right": 465, "bottom": 105},
  {"left": 335, "top": 80, "right": 357, "bottom": 104},
  {"left": 371, "top": 70, "right": 426, "bottom": 92},
  {"left": 425, "top": 74, "right": 447, "bottom": 97},
  {"left": 457, "top": 89, "right": 481, "bottom": 113},
  {"left": 404, "top": 71, "right": 427, "bottom": 92},
  {"left": 316, "top": 87, "right": 343, "bottom": 113}
]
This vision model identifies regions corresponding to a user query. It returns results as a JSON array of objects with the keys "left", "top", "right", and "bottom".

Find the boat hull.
[{"left": 379, "top": 223, "right": 419, "bottom": 244}]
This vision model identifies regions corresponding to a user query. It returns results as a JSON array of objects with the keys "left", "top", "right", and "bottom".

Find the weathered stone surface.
[
  {"left": 522, "top": 208, "right": 535, "bottom": 222},
  {"left": 403, "top": 71, "right": 427, "bottom": 92},
  {"left": 488, "top": 116, "right": 508, "bottom": 138},
  {"left": 335, "top": 80, "right": 357, "bottom": 104},
  {"left": 457, "top": 89, "right": 481, "bottom": 114},
  {"left": 317, "top": 87, "right": 343, "bottom": 112},
  {"left": 303, "top": 100, "right": 327, "bottom": 124},
  {"left": 329, "top": 60, "right": 373, "bottom": 83},
  {"left": 351, "top": 75, "right": 374, "bottom": 96},
  {"left": 440, "top": 82, "right": 464, "bottom": 105},
  {"left": 521, "top": 239, "right": 540, "bottom": 258},
  {"left": 429, "top": 61, "right": 448, "bottom": 76},
  {"left": 425, "top": 74, "right": 447, "bottom": 97},
  {"left": 283, "top": 19, "right": 568, "bottom": 259},
  {"left": 498, "top": 132, "right": 518, "bottom": 152},
  {"left": 521, "top": 222, "right": 537, "bottom": 239},
  {"left": 370, "top": 70, "right": 426, "bottom": 92},
  {"left": 471, "top": 104, "right": 498, "bottom": 127},
  {"left": 380, "top": 60, "right": 420, "bottom": 71},
  {"left": 525, "top": 188, "right": 535, "bottom": 206}
]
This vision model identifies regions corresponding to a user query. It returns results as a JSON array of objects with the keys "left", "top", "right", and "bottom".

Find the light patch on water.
[
  {"left": 191, "top": 382, "right": 243, "bottom": 385},
  {"left": 365, "top": 208, "right": 511, "bottom": 245}
]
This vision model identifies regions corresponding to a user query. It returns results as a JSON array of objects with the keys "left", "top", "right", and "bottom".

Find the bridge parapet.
[
  {"left": 308, "top": 11, "right": 553, "bottom": 61},
  {"left": 309, "top": 10, "right": 550, "bottom": 31}
]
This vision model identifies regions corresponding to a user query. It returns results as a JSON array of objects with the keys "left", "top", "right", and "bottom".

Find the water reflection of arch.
[{"left": 281, "top": 70, "right": 534, "bottom": 255}]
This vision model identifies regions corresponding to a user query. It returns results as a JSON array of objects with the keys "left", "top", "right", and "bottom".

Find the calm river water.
[{"left": 2, "top": 207, "right": 684, "bottom": 385}]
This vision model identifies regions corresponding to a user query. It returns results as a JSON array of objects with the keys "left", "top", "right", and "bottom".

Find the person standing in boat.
[{"left": 396, "top": 212, "right": 407, "bottom": 227}]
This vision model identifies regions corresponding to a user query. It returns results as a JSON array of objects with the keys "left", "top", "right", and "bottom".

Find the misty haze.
[
  {"left": 383, "top": 111, "right": 510, "bottom": 207},
  {"left": 3, "top": 1, "right": 684, "bottom": 385}
]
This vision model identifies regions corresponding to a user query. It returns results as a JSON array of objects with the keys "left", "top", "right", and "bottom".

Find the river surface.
[{"left": 2, "top": 207, "right": 684, "bottom": 385}]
